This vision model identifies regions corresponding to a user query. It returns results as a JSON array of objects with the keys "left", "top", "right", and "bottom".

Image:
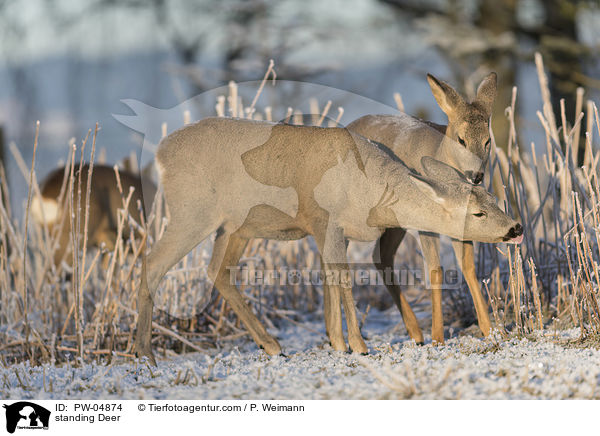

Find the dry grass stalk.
[
  {"left": 3, "top": 55, "right": 600, "bottom": 365},
  {"left": 21, "top": 121, "right": 40, "bottom": 359}
]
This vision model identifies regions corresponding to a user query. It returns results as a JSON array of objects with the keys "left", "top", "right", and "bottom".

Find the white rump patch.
[{"left": 31, "top": 197, "right": 59, "bottom": 224}]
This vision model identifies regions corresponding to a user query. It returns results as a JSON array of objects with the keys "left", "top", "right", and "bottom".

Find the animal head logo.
[{"left": 3, "top": 402, "right": 50, "bottom": 434}]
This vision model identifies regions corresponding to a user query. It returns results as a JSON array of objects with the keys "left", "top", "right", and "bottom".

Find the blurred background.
[{"left": 0, "top": 0, "right": 599, "bottom": 207}]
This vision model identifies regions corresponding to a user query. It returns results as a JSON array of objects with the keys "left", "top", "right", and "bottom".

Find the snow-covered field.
[{"left": 2, "top": 309, "right": 600, "bottom": 400}]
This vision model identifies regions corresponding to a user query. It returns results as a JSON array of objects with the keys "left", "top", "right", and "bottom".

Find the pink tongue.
[{"left": 509, "top": 234, "right": 524, "bottom": 244}]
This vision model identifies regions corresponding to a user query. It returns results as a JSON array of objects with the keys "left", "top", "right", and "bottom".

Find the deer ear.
[
  {"left": 475, "top": 72, "right": 497, "bottom": 116},
  {"left": 409, "top": 174, "right": 446, "bottom": 205},
  {"left": 427, "top": 73, "right": 463, "bottom": 118},
  {"left": 421, "top": 156, "right": 465, "bottom": 184}
]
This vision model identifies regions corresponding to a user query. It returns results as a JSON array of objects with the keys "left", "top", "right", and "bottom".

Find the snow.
[{"left": 2, "top": 310, "right": 599, "bottom": 400}]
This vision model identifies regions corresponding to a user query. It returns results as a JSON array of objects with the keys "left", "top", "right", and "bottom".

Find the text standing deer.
[
  {"left": 347, "top": 72, "right": 498, "bottom": 343},
  {"left": 134, "top": 117, "right": 522, "bottom": 364}
]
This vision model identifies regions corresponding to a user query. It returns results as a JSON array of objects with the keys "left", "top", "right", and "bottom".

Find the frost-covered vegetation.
[
  {"left": 2, "top": 55, "right": 600, "bottom": 399},
  {"left": 2, "top": 312, "right": 599, "bottom": 400}
]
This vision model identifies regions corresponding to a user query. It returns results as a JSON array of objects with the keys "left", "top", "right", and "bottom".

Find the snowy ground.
[{"left": 2, "top": 308, "right": 600, "bottom": 400}]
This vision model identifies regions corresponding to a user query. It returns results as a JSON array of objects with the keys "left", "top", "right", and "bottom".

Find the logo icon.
[{"left": 2, "top": 402, "right": 50, "bottom": 433}]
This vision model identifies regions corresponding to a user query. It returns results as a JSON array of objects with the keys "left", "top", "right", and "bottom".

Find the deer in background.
[
  {"left": 133, "top": 116, "right": 522, "bottom": 364},
  {"left": 31, "top": 164, "right": 156, "bottom": 268},
  {"left": 347, "top": 72, "right": 498, "bottom": 344}
]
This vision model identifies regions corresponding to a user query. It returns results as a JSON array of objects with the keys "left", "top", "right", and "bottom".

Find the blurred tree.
[
  {"left": 380, "top": 0, "right": 596, "bottom": 151},
  {"left": 0, "top": 0, "right": 39, "bottom": 156},
  {"left": 60, "top": 0, "right": 334, "bottom": 94},
  {"left": 0, "top": 125, "right": 5, "bottom": 185}
]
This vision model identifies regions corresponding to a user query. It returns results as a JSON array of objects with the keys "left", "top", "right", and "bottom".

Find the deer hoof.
[
  {"left": 329, "top": 340, "right": 348, "bottom": 352},
  {"left": 135, "top": 345, "right": 157, "bottom": 366},
  {"left": 259, "top": 340, "right": 282, "bottom": 356},
  {"left": 349, "top": 338, "right": 368, "bottom": 355}
]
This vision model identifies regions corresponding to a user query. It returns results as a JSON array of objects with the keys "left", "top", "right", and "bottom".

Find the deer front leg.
[
  {"left": 373, "top": 228, "right": 424, "bottom": 344},
  {"left": 320, "top": 258, "right": 345, "bottom": 351},
  {"left": 419, "top": 232, "right": 444, "bottom": 344},
  {"left": 318, "top": 224, "right": 367, "bottom": 354},
  {"left": 339, "top": 273, "right": 368, "bottom": 354},
  {"left": 210, "top": 231, "right": 281, "bottom": 356},
  {"left": 451, "top": 240, "right": 491, "bottom": 336}
]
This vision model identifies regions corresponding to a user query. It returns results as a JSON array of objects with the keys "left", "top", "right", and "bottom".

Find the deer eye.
[
  {"left": 485, "top": 138, "right": 491, "bottom": 148},
  {"left": 457, "top": 136, "right": 466, "bottom": 147},
  {"left": 473, "top": 211, "right": 487, "bottom": 218}
]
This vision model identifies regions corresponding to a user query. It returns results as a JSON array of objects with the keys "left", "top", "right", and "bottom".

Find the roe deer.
[
  {"left": 134, "top": 116, "right": 521, "bottom": 364},
  {"left": 32, "top": 164, "right": 156, "bottom": 267},
  {"left": 347, "top": 72, "right": 498, "bottom": 344}
]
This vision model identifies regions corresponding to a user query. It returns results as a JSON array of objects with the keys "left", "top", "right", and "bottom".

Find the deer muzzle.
[
  {"left": 465, "top": 170, "right": 484, "bottom": 185},
  {"left": 504, "top": 223, "right": 523, "bottom": 244}
]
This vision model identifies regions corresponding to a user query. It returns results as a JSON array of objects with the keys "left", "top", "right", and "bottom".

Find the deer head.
[
  {"left": 408, "top": 157, "right": 522, "bottom": 243},
  {"left": 427, "top": 72, "right": 497, "bottom": 185}
]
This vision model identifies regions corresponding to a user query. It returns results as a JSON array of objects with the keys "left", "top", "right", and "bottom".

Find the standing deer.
[
  {"left": 32, "top": 164, "right": 156, "bottom": 267},
  {"left": 346, "top": 72, "right": 498, "bottom": 344},
  {"left": 134, "top": 116, "right": 522, "bottom": 364}
]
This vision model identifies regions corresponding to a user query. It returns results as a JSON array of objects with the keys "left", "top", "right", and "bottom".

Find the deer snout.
[
  {"left": 504, "top": 223, "right": 523, "bottom": 244},
  {"left": 465, "top": 170, "right": 484, "bottom": 185}
]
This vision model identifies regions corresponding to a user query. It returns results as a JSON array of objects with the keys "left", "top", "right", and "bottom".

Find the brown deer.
[
  {"left": 347, "top": 72, "right": 498, "bottom": 344},
  {"left": 134, "top": 117, "right": 521, "bottom": 364},
  {"left": 31, "top": 164, "right": 156, "bottom": 267}
]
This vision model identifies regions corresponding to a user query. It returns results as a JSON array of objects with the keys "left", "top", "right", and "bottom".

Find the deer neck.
[
  {"left": 349, "top": 139, "right": 453, "bottom": 236},
  {"left": 364, "top": 172, "right": 452, "bottom": 234}
]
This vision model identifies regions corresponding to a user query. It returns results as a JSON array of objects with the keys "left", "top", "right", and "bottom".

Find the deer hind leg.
[
  {"left": 451, "top": 240, "right": 491, "bottom": 336},
  {"left": 135, "top": 214, "right": 220, "bottom": 365},
  {"left": 94, "top": 228, "right": 117, "bottom": 273},
  {"left": 210, "top": 229, "right": 281, "bottom": 356},
  {"left": 373, "top": 228, "right": 424, "bottom": 344},
  {"left": 419, "top": 232, "right": 444, "bottom": 344},
  {"left": 52, "top": 223, "right": 71, "bottom": 268}
]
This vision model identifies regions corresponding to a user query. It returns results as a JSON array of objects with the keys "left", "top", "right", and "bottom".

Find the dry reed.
[{"left": 2, "top": 54, "right": 600, "bottom": 366}]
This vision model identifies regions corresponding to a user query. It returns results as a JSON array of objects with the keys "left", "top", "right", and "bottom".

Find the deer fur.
[
  {"left": 134, "top": 116, "right": 521, "bottom": 364},
  {"left": 32, "top": 164, "right": 156, "bottom": 267},
  {"left": 346, "top": 72, "right": 499, "bottom": 343}
]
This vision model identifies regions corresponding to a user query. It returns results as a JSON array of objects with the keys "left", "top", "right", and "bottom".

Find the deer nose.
[
  {"left": 504, "top": 223, "right": 523, "bottom": 242},
  {"left": 465, "top": 171, "right": 484, "bottom": 185}
]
